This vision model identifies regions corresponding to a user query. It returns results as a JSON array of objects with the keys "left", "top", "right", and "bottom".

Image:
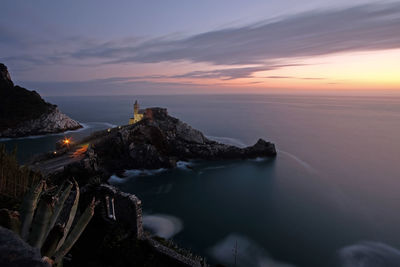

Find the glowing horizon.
[{"left": 1, "top": 1, "right": 400, "bottom": 95}]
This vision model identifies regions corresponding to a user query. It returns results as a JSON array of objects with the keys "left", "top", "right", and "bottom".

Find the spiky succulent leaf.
[
  {"left": 55, "top": 179, "right": 79, "bottom": 251},
  {"left": 54, "top": 181, "right": 66, "bottom": 197},
  {"left": 41, "top": 224, "right": 65, "bottom": 257},
  {"left": 53, "top": 198, "right": 96, "bottom": 264},
  {"left": 44, "top": 182, "right": 72, "bottom": 241},
  {"left": 28, "top": 195, "right": 54, "bottom": 248},
  {"left": 20, "top": 180, "right": 45, "bottom": 240}
]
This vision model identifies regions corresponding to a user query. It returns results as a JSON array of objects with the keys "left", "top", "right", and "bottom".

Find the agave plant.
[{"left": 3, "top": 179, "right": 96, "bottom": 266}]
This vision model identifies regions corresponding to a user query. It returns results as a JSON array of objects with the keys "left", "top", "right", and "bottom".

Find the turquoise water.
[{"left": 2, "top": 94, "right": 400, "bottom": 266}]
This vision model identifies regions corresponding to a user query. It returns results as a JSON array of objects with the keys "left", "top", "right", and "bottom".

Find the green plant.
[
  {"left": 2, "top": 179, "right": 96, "bottom": 266},
  {"left": 0, "top": 144, "right": 41, "bottom": 203}
]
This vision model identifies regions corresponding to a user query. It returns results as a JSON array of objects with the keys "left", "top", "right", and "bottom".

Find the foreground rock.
[
  {"left": 0, "top": 227, "right": 49, "bottom": 267},
  {"left": 67, "top": 184, "right": 203, "bottom": 267},
  {"left": 0, "top": 63, "right": 81, "bottom": 138},
  {"left": 31, "top": 107, "right": 276, "bottom": 177}
]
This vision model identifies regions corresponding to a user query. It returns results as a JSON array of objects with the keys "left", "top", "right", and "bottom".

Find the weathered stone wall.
[
  {"left": 97, "top": 184, "right": 144, "bottom": 239},
  {"left": 94, "top": 184, "right": 204, "bottom": 266}
]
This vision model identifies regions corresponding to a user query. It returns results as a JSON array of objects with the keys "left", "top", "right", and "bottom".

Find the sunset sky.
[{"left": 1, "top": 0, "right": 400, "bottom": 95}]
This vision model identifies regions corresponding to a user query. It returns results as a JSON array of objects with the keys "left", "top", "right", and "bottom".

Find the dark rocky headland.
[
  {"left": 31, "top": 107, "right": 276, "bottom": 177},
  {"left": 0, "top": 63, "right": 81, "bottom": 138}
]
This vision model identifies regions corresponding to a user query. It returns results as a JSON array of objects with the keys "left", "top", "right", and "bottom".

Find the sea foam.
[
  {"left": 338, "top": 242, "right": 400, "bottom": 267},
  {"left": 142, "top": 214, "right": 183, "bottom": 239}
]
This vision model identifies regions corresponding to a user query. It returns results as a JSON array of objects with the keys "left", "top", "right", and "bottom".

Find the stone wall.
[
  {"left": 95, "top": 184, "right": 204, "bottom": 266},
  {"left": 97, "top": 184, "right": 144, "bottom": 239}
]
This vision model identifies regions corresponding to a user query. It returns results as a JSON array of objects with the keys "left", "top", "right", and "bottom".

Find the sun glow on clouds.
[
  {"left": 20, "top": 48, "right": 400, "bottom": 95},
  {"left": 126, "top": 48, "right": 400, "bottom": 92},
  {"left": 5, "top": 1, "right": 400, "bottom": 95},
  {"left": 248, "top": 48, "right": 400, "bottom": 90}
]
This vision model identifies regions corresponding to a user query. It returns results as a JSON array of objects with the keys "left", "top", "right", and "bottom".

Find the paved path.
[{"left": 31, "top": 144, "right": 88, "bottom": 176}]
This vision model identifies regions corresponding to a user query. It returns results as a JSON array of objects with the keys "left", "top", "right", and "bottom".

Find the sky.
[{"left": 1, "top": 0, "right": 400, "bottom": 95}]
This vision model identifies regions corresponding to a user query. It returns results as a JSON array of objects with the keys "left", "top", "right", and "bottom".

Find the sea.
[{"left": 2, "top": 94, "right": 400, "bottom": 267}]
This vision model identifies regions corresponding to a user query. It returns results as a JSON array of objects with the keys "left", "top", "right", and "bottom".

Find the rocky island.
[
  {"left": 0, "top": 63, "right": 82, "bottom": 138},
  {"left": 31, "top": 106, "right": 276, "bottom": 177}
]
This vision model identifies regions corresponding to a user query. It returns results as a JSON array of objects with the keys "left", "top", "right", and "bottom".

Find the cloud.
[
  {"left": 3, "top": 2, "right": 400, "bottom": 85},
  {"left": 266, "top": 76, "right": 294, "bottom": 79},
  {"left": 265, "top": 76, "right": 325, "bottom": 80},
  {"left": 171, "top": 66, "right": 271, "bottom": 80},
  {"left": 170, "top": 64, "right": 305, "bottom": 80},
  {"left": 70, "top": 2, "right": 400, "bottom": 66},
  {"left": 1, "top": 55, "right": 64, "bottom": 66},
  {"left": 20, "top": 78, "right": 209, "bottom": 96},
  {"left": 0, "top": 26, "right": 26, "bottom": 47}
]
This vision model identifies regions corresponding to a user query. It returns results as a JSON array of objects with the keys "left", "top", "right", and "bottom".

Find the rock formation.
[
  {"left": 31, "top": 107, "right": 276, "bottom": 177},
  {"left": 0, "top": 63, "right": 82, "bottom": 138},
  {"left": 95, "top": 107, "right": 276, "bottom": 172}
]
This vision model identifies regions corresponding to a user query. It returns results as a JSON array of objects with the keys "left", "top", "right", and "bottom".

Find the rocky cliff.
[
  {"left": 39, "top": 107, "right": 276, "bottom": 175},
  {"left": 0, "top": 63, "right": 81, "bottom": 138},
  {"left": 0, "top": 107, "right": 82, "bottom": 138}
]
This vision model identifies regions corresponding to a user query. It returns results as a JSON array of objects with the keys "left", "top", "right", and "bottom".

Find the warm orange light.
[
  {"left": 63, "top": 138, "right": 71, "bottom": 145},
  {"left": 72, "top": 144, "right": 89, "bottom": 158}
]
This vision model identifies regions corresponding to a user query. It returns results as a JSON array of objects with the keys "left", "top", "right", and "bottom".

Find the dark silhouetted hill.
[{"left": 0, "top": 63, "right": 81, "bottom": 137}]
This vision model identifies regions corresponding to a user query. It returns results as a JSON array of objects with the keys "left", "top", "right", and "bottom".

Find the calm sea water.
[{"left": 2, "top": 94, "right": 400, "bottom": 267}]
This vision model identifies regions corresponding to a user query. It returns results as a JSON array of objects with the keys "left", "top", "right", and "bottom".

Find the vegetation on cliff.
[
  {"left": 0, "top": 144, "right": 42, "bottom": 209},
  {"left": 1, "top": 177, "right": 96, "bottom": 266}
]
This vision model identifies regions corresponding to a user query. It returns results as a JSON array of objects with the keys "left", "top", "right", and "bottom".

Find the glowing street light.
[{"left": 62, "top": 137, "right": 71, "bottom": 147}]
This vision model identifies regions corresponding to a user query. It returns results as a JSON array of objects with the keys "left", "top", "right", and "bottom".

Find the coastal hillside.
[
  {"left": 30, "top": 107, "right": 276, "bottom": 177},
  {"left": 0, "top": 63, "right": 81, "bottom": 138}
]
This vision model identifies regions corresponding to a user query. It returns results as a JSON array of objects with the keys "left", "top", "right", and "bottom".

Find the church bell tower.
[
  {"left": 134, "top": 100, "right": 139, "bottom": 115},
  {"left": 129, "top": 100, "right": 144, "bottom": 125}
]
